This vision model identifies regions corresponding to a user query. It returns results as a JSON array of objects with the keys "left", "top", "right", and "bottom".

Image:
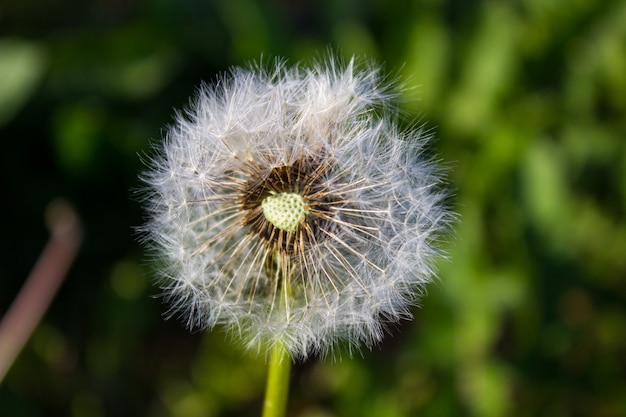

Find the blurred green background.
[{"left": 1, "top": 0, "right": 625, "bottom": 416}]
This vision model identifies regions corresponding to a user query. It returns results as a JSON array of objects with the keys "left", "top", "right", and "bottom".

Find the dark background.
[{"left": 1, "top": 0, "right": 625, "bottom": 416}]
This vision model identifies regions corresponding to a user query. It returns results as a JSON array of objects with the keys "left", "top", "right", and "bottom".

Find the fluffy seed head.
[{"left": 140, "top": 55, "right": 451, "bottom": 360}]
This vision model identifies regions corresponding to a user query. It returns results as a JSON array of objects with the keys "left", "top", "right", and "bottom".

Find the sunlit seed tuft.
[{"left": 140, "top": 54, "right": 452, "bottom": 360}]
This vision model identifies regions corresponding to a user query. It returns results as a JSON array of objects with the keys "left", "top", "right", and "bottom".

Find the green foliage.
[{"left": 1, "top": 0, "right": 625, "bottom": 416}]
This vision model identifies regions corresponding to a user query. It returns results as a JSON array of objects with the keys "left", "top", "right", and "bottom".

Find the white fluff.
[{"left": 141, "top": 55, "right": 450, "bottom": 360}]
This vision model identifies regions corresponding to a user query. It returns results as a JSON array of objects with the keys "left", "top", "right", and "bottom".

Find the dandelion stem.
[
  {"left": 262, "top": 257, "right": 292, "bottom": 417},
  {"left": 261, "top": 339, "right": 291, "bottom": 417}
]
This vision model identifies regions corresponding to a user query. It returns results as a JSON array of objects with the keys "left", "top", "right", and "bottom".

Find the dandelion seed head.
[{"left": 140, "top": 55, "right": 451, "bottom": 360}]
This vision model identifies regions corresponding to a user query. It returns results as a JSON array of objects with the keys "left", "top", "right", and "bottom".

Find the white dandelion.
[{"left": 141, "top": 56, "right": 450, "bottom": 360}]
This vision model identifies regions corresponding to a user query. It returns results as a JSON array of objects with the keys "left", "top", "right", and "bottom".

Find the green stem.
[
  {"left": 262, "top": 261, "right": 292, "bottom": 417},
  {"left": 261, "top": 339, "right": 291, "bottom": 417}
]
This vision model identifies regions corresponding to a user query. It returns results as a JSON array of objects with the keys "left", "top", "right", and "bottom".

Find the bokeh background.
[{"left": 1, "top": 0, "right": 625, "bottom": 416}]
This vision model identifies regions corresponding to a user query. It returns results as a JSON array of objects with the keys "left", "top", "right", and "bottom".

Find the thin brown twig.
[{"left": 0, "top": 199, "right": 83, "bottom": 383}]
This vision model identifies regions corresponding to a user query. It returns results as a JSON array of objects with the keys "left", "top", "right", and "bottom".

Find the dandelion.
[{"left": 141, "top": 55, "right": 449, "bottom": 415}]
